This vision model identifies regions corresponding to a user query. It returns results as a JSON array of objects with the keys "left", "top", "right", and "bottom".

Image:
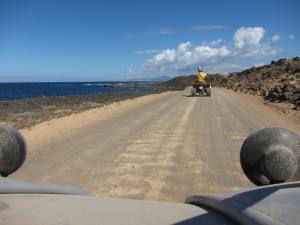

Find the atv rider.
[{"left": 195, "top": 67, "right": 207, "bottom": 84}]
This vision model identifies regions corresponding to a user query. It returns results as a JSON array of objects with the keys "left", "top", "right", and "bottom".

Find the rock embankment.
[{"left": 216, "top": 57, "right": 300, "bottom": 110}]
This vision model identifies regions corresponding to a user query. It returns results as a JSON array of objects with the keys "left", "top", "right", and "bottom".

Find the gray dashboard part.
[
  {"left": 186, "top": 182, "right": 300, "bottom": 225},
  {"left": 0, "top": 177, "right": 87, "bottom": 195},
  {"left": 0, "top": 193, "right": 234, "bottom": 225},
  {"left": 0, "top": 178, "right": 234, "bottom": 225}
]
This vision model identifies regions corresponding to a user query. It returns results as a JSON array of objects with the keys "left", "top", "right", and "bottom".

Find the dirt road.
[{"left": 12, "top": 88, "right": 300, "bottom": 202}]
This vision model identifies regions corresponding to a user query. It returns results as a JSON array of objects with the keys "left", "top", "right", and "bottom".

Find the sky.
[{"left": 0, "top": 0, "right": 299, "bottom": 82}]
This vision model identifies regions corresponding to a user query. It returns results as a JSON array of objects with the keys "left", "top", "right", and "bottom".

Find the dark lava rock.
[
  {"left": 0, "top": 91, "right": 161, "bottom": 129},
  {"left": 209, "top": 57, "right": 300, "bottom": 110}
]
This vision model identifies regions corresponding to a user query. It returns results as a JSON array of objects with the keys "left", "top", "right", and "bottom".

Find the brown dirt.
[{"left": 11, "top": 88, "right": 300, "bottom": 202}]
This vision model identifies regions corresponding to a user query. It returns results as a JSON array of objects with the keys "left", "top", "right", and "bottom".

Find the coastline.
[{"left": 0, "top": 90, "right": 163, "bottom": 129}]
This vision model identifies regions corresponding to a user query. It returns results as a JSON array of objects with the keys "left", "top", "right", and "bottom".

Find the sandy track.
[{"left": 12, "top": 88, "right": 300, "bottom": 202}]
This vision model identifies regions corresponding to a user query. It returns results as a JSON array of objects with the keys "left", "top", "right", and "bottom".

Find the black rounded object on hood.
[
  {"left": 240, "top": 127, "right": 300, "bottom": 186},
  {"left": 0, "top": 123, "right": 27, "bottom": 177}
]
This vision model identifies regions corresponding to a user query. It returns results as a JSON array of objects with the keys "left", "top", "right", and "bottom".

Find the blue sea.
[{"left": 0, "top": 82, "right": 154, "bottom": 100}]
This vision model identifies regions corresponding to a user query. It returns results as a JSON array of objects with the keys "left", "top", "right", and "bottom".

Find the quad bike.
[
  {"left": 191, "top": 83, "right": 212, "bottom": 97},
  {"left": 0, "top": 124, "right": 299, "bottom": 225}
]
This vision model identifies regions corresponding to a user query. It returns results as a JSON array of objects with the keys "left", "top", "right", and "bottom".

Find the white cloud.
[
  {"left": 191, "top": 25, "right": 227, "bottom": 31},
  {"left": 234, "top": 27, "right": 265, "bottom": 48},
  {"left": 142, "top": 26, "right": 278, "bottom": 74},
  {"left": 146, "top": 49, "right": 176, "bottom": 66},
  {"left": 133, "top": 49, "right": 162, "bottom": 55},
  {"left": 271, "top": 34, "right": 282, "bottom": 42},
  {"left": 201, "top": 39, "right": 225, "bottom": 47},
  {"left": 178, "top": 42, "right": 192, "bottom": 53},
  {"left": 157, "top": 27, "right": 182, "bottom": 35},
  {"left": 124, "top": 24, "right": 227, "bottom": 38},
  {"left": 232, "top": 27, "right": 277, "bottom": 57},
  {"left": 194, "top": 46, "right": 231, "bottom": 63},
  {"left": 145, "top": 43, "right": 231, "bottom": 70},
  {"left": 288, "top": 34, "right": 295, "bottom": 40}
]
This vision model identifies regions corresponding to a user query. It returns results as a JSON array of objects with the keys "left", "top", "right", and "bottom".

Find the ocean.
[{"left": 0, "top": 82, "right": 154, "bottom": 100}]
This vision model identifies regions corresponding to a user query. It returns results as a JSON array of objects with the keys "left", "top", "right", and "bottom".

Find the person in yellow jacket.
[{"left": 195, "top": 67, "right": 207, "bottom": 84}]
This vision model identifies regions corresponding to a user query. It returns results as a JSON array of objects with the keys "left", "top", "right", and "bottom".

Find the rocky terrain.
[
  {"left": 216, "top": 57, "right": 300, "bottom": 110},
  {"left": 0, "top": 91, "right": 161, "bottom": 129}
]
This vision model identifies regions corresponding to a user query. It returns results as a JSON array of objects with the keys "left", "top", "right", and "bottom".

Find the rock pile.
[{"left": 217, "top": 57, "right": 300, "bottom": 110}]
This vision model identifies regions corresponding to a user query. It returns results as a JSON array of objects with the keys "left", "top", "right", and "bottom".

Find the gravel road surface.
[{"left": 12, "top": 88, "right": 300, "bottom": 202}]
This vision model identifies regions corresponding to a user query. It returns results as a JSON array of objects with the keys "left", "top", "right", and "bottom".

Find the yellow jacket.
[{"left": 195, "top": 72, "right": 207, "bottom": 84}]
